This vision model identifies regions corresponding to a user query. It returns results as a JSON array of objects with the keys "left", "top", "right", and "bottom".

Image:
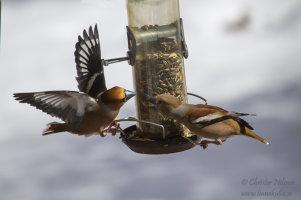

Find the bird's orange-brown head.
[
  {"left": 150, "top": 93, "right": 182, "bottom": 117},
  {"left": 98, "top": 86, "right": 135, "bottom": 111}
]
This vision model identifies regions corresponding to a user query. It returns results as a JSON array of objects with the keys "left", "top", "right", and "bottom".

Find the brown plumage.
[
  {"left": 154, "top": 93, "right": 269, "bottom": 149},
  {"left": 14, "top": 25, "right": 135, "bottom": 136}
]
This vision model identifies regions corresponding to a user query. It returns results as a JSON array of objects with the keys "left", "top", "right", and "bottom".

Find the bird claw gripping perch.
[
  {"left": 199, "top": 139, "right": 226, "bottom": 149},
  {"left": 183, "top": 136, "right": 226, "bottom": 150},
  {"left": 100, "top": 121, "right": 121, "bottom": 137}
]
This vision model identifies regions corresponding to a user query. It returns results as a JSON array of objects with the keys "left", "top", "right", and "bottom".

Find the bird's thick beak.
[
  {"left": 123, "top": 90, "right": 136, "bottom": 102},
  {"left": 149, "top": 96, "right": 157, "bottom": 105}
]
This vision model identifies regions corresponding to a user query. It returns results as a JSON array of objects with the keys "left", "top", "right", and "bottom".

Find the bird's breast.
[
  {"left": 73, "top": 107, "right": 119, "bottom": 134},
  {"left": 182, "top": 119, "right": 238, "bottom": 140}
]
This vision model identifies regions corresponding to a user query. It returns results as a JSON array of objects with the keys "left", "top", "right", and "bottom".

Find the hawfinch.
[
  {"left": 14, "top": 25, "right": 135, "bottom": 137},
  {"left": 151, "top": 94, "right": 269, "bottom": 149}
]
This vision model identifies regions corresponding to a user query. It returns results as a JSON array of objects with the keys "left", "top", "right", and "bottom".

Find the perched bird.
[
  {"left": 151, "top": 93, "right": 269, "bottom": 149},
  {"left": 14, "top": 25, "right": 135, "bottom": 137}
]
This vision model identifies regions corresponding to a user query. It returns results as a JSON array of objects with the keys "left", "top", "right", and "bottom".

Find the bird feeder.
[
  {"left": 100, "top": 0, "right": 199, "bottom": 154},
  {"left": 119, "top": 0, "right": 199, "bottom": 154}
]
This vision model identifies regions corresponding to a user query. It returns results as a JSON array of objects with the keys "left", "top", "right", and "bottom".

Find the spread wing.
[
  {"left": 188, "top": 104, "right": 254, "bottom": 130},
  {"left": 14, "top": 91, "right": 98, "bottom": 128},
  {"left": 75, "top": 24, "right": 107, "bottom": 98}
]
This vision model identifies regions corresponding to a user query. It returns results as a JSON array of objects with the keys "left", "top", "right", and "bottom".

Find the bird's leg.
[
  {"left": 100, "top": 121, "right": 120, "bottom": 137},
  {"left": 110, "top": 121, "right": 120, "bottom": 136},
  {"left": 200, "top": 139, "right": 226, "bottom": 149}
]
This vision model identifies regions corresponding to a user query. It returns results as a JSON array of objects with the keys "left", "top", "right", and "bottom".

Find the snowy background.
[{"left": 1, "top": 0, "right": 301, "bottom": 199}]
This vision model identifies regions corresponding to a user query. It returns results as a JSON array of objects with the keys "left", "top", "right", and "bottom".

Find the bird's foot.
[
  {"left": 100, "top": 121, "right": 120, "bottom": 137},
  {"left": 200, "top": 139, "right": 226, "bottom": 149}
]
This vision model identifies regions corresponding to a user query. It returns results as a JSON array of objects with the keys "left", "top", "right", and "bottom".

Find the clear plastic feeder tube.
[{"left": 127, "top": 0, "right": 190, "bottom": 140}]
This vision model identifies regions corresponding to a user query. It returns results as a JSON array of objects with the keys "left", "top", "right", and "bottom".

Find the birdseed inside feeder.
[{"left": 120, "top": 0, "right": 199, "bottom": 154}]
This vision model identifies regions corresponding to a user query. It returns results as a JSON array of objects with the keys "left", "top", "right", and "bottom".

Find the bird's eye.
[{"left": 157, "top": 100, "right": 162, "bottom": 104}]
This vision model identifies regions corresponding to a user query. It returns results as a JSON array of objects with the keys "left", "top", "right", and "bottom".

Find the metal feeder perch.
[{"left": 101, "top": 0, "right": 200, "bottom": 154}]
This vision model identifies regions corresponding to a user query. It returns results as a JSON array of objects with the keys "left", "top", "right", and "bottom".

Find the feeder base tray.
[{"left": 121, "top": 125, "right": 199, "bottom": 154}]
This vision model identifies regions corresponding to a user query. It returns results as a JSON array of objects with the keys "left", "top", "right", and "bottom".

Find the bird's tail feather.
[
  {"left": 228, "top": 111, "right": 256, "bottom": 117},
  {"left": 43, "top": 122, "right": 66, "bottom": 136},
  {"left": 245, "top": 129, "right": 269, "bottom": 145}
]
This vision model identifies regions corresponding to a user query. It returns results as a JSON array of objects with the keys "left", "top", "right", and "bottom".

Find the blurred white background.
[{"left": 1, "top": 0, "right": 300, "bottom": 199}]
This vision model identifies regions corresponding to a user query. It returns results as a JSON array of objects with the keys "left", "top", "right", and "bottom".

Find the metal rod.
[
  {"left": 187, "top": 92, "right": 208, "bottom": 104},
  {"left": 115, "top": 117, "right": 166, "bottom": 140},
  {"left": 102, "top": 56, "right": 129, "bottom": 66}
]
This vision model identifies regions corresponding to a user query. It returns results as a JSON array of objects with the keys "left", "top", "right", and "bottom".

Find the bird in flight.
[{"left": 14, "top": 24, "right": 135, "bottom": 137}]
